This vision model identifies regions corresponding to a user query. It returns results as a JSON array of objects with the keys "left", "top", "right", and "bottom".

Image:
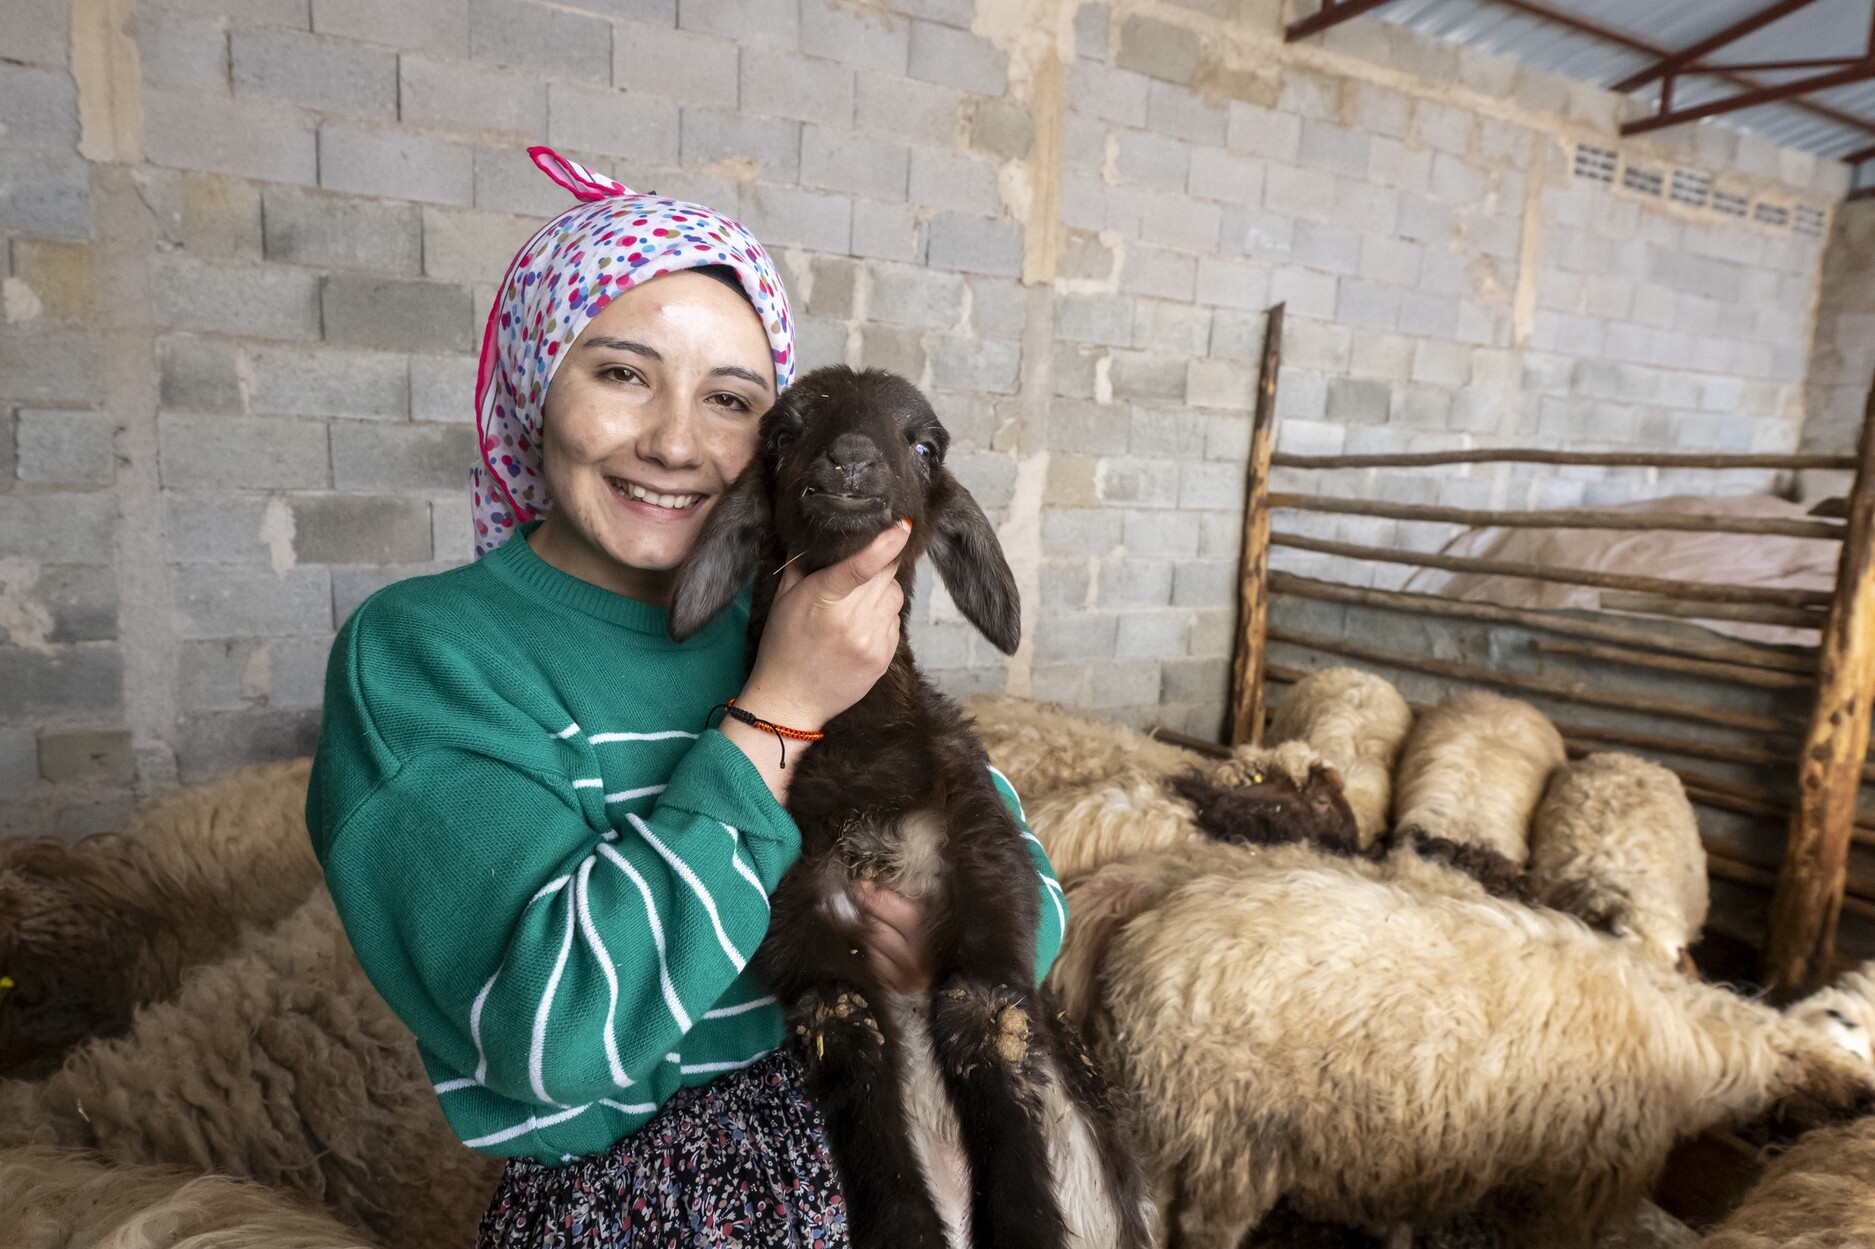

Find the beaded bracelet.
[{"left": 707, "top": 698, "right": 825, "bottom": 769}]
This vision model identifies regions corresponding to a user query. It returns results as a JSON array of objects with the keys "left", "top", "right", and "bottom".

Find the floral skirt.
[{"left": 475, "top": 1051, "right": 849, "bottom": 1249}]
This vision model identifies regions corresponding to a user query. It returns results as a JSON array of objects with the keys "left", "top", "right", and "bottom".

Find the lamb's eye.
[
  {"left": 1828, "top": 1009, "right": 1861, "bottom": 1029},
  {"left": 913, "top": 442, "right": 933, "bottom": 458}
]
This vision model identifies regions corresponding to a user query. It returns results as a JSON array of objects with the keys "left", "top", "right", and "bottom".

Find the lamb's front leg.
[
  {"left": 930, "top": 973, "right": 1070, "bottom": 1249},
  {"left": 791, "top": 983, "right": 953, "bottom": 1249}
]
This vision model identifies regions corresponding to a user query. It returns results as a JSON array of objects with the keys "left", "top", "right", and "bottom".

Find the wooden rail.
[
  {"left": 1270, "top": 449, "right": 1858, "bottom": 471},
  {"left": 1768, "top": 386, "right": 1875, "bottom": 994},
  {"left": 1228, "top": 303, "right": 1282, "bottom": 748},
  {"left": 1268, "top": 492, "right": 1848, "bottom": 541},
  {"left": 1526, "top": 638, "right": 1815, "bottom": 691}
]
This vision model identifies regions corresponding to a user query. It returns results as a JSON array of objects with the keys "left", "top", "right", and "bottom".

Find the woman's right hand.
[{"left": 736, "top": 519, "right": 911, "bottom": 736}]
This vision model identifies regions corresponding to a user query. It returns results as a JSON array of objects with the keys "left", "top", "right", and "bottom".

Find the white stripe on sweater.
[
  {"left": 433, "top": 1077, "right": 477, "bottom": 1094},
  {"left": 574, "top": 858, "right": 632, "bottom": 1088},
  {"left": 530, "top": 875, "right": 571, "bottom": 905},
  {"left": 595, "top": 841, "right": 693, "bottom": 1032},
  {"left": 681, "top": 1053, "right": 769, "bottom": 1075},
  {"left": 987, "top": 764, "right": 1027, "bottom": 819},
  {"left": 605, "top": 784, "right": 666, "bottom": 804},
  {"left": 588, "top": 730, "right": 699, "bottom": 744},
  {"left": 572, "top": 778, "right": 603, "bottom": 790},
  {"left": 1041, "top": 873, "right": 1066, "bottom": 932},
  {"left": 722, "top": 823, "right": 770, "bottom": 908},
  {"left": 529, "top": 886, "right": 580, "bottom": 1105},
  {"left": 554, "top": 723, "right": 582, "bottom": 739},
  {"left": 601, "top": 1098, "right": 659, "bottom": 1116},
  {"left": 471, "top": 970, "right": 499, "bottom": 1085},
  {"left": 629, "top": 814, "right": 747, "bottom": 973},
  {"left": 463, "top": 1102, "right": 590, "bottom": 1149},
  {"left": 703, "top": 995, "right": 777, "bottom": 1019}
]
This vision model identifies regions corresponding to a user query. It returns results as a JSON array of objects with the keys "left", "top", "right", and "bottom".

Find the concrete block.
[
  {"left": 1359, "top": 235, "right": 1420, "bottom": 287},
  {"left": 948, "top": 450, "right": 1016, "bottom": 510},
  {"left": 909, "top": 20, "right": 1006, "bottom": 96},
  {"left": 1087, "top": 659, "right": 1161, "bottom": 710},
  {"left": 1115, "top": 609, "right": 1186, "bottom": 659},
  {"left": 1187, "top": 148, "right": 1263, "bottom": 206},
  {"left": 1334, "top": 278, "right": 1401, "bottom": 332},
  {"left": 547, "top": 82, "right": 681, "bottom": 163},
  {"left": 1290, "top": 220, "right": 1360, "bottom": 275},
  {"left": 471, "top": 146, "right": 583, "bottom": 216},
  {"left": 1132, "top": 191, "right": 1221, "bottom": 252},
  {"left": 0, "top": 62, "right": 79, "bottom": 152},
  {"left": 1107, "top": 349, "right": 1185, "bottom": 403},
  {"left": 869, "top": 262, "right": 966, "bottom": 329},
  {"left": 856, "top": 323, "right": 927, "bottom": 378},
  {"left": 0, "top": 0, "right": 68, "bottom": 68},
  {"left": 854, "top": 69, "right": 963, "bottom": 151},
  {"left": 432, "top": 495, "right": 475, "bottom": 566},
  {"left": 9, "top": 237, "right": 95, "bottom": 321},
  {"left": 319, "top": 124, "right": 472, "bottom": 206},
  {"left": 1262, "top": 164, "right": 1335, "bottom": 222},
  {"left": 1074, "top": 2, "right": 1108, "bottom": 60},
  {"left": 926, "top": 213, "right": 1022, "bottom": 278},
  {"left": 175, "top": 639, "right": 260, "bottom": 713},
  {"left": 740, "top": 47, "right": 855, "bottom": 128},
  {"left": 141, "top": 91, "right": 315, "bottom": 188},
  {"left": 1223, "top": 101, "right": 1300, "bottom": 164},
  {"left": 1278, "top": 67, "right": 1339, "bottom": 120},
  {"left": 1131, "top": 299, "right": 1210, "bottom": 355},
  {"left": 1115, "top": 15, "right": 1199, "bottom": 84},
  {"left": 0, "top": 647, "right": 122, "bottom": 724},
  {"left": 1130, "top": 405, "right": 1205, "bottom": 458},
  {"left": 1429, "top": 153, "right": 1488, "bottom": 205},
  {"left": 1297, "top": 118, "right": 1368, "bottom": 177},
  {"left": 1161, "top": 656, "right": 1226, "bottom": 704},
  {"left": 174, "top": 565, "right": 333, "bottom": 640},
  {"left": 250, "top": 346, "right": 408, "bottom": 420},
  {"left": 736, "top": 183, "right": 852, "bottom": 252},
  {"left": 800, "top": 126, "right": 908, "bottom": 201},
  {"left": 17, "top": 410, "right": 115, "bottom": 485},
  {"left": 1046, "top": 399, "right": 1129, "bottom": 454},
  {"left": 908, "top": 148, "right": 1003, "bottom": 217},
  {"left": 1170, "top": 560, "right": 1234, "bottom": 608},
  {"left": 149, "top": 256, "right": 320, "bottom": 341},
  {"left": 173, "top": 709, "right": 321, "bottom": 784},
  {"left": 1368, "top": 137, "right": 1431, "bottom": 196},
  {"left": 1327, "top": 376, "right": 1390, "bottom": 423},
  {"left": 159, "top": 415, "right": 330, "bottom": 490},
  {"left": 165, "top": 494, "right": 272, "bottom": 564},
  {"left": 0, "top": 727, "right": 36, "bottom": 800},
  {"left": 1194, "top": 256, "right": 1267, "bottom": 310},
  {"left": 1220, "top": 205, "right": 1293, "bottom": 259},
  {"left": 1043, "top": 449, "right": 1099, "bottom": 504},
  {"left": 232, "top": 28, "right": 396, "bottom": 118},
  {"left": 400, "top": 54, "right": 545, "bottom": 139},
  {"left": 1178, "top": 460, "right": 1240, "bottom": 510},
  {"left": 1146, "top": 79, "right": 1226, "bottom": 145},
  {"left": 1069, "top": 61, "right": 1149, "bottom": 126},
  {"left": 1042, "top": 507, "right": 1122, "bottom": 556},
  {"left": 1098, "top": 558, "right": 1173, "bottom": 608},
  {"left": 1186, "top": 358, "right": 1252, "bottom": 410},
  {"left": 1124, "top": 510, "right": 1199, "bottom": 559},
  {"left": 331, "top": 422, "right": 475, "bottom": 491},
  {"left": 679, "top": 0, "right": 798, "bottom": 45},
  {"left": 1350, "top": 81, "right": 1410, "bottom": 139},
  {"left": 969, "top": 98, "right": 1033, "bottom": 161},
  {"left": 409, "top": 354, "right": 478, "bottom": 420},
  {"left": 323, "top": 274, "right": 474, "bottom": 353},
  {"left": 421, "top": 206, "right": 539, "bottom": 284},
  {"left": 612, "top": 21, "right": 739, "bottom": 107},
  {"left": 36, "top": 728, "right": 134, "bottom": 785},
  {"left": 1112, "top": 129, "right": 1189, "bottom": 188},
  {"left": 0, "top": 324, "right": 99, "bottom": 406},
  {"left": 967, "top": 276, "right": 1026, "bottom": 341},
  {"left": 313, "top": 0, "right": 468, "bottom": 56},
  {"left": 262, "top": 188, "right": 421, "bottom": 273},
  {"left": 265, "top": 633, "right": 340, "bottom": 708},
  {"left": 803, "top": 255, "right": 858, "bottom": 318},
  {"left": 931, "top": 337, "right": 1020, "bottom": 394},
  {"left": 681, "top": 107, "right": 802, "bottom": 182},
  {"left": 148, "top": 0, "right": 310, "bottom": 25},
  {"left": 158, "top": 336, "right": 241, "bottom": 415},
  {"left": 1098, "top": 456, "right": 1179, "bottom": 508},
  {"left": 800, "top": 0, "right": 908, "bottom": 70},
  {"left": 1035, "top": 610, "right": 1115, "bottom": 664},
  {"left": 288, "top": 494, "right": 434, "bottom": 564},
  {"left": 469, "top": 0, "right": 612, "bottom": 82},
  {"left": 1118, "top": 244, "right": 1195, "bottom": 302},
  {"left": 1273, "top": 369, "right": 1327, "bottom": 421}
]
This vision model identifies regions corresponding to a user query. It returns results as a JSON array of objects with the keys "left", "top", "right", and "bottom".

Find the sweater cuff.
[{"left": 660, "top": 727, "right": 801, "bottom": 852}]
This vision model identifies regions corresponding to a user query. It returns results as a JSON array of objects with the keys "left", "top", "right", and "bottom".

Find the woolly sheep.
[
  {"left": 1390, "top": 691, "right": 1567, "bottom": 863},
  {"left": 963, "top": 694, "right": 1200, "bottom": 801},
  {"left": 1786, "top": 961, "right": 1875, "bottom": 1066},
  {"left": 1051, "top": 845, "right": 1875, "bottom": 1249},
  {"left": 8, "top": 1145, "right": 373, "bottom": 1249},
  {"left": 1704, "top": 1116, "right": 1875, "bottom": 1247},
  {"left": 1527, "top": 753, "right": 1709, "bottom": 969},
  {"left": 1266, "top": 668, "right": 1414, "bottom": 848},
  {"left": 0, "top": 891, "right": 501, "bottom": 1249},
  {"left": 0, "top": 758, "right": 321, "bottom": 1073}
]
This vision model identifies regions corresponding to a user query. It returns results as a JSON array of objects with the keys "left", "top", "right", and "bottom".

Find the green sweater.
[{"left": 307, "top": 525, "right": 1063, "bottom": 1164}]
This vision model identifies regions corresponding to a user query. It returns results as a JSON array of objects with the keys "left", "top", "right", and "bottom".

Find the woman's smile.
[{"left": 607, "top": 475, "right": 709, "bottom": 514}]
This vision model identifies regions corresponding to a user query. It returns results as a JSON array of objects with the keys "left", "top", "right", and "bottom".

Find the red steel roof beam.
[
  {"left": 1622, "top": 60, "right": 1875, "bottom": 136},
  {"left": 1610, "top": 0, "right": 1827, "bottom": 94},
  {"left": 1285, "top": 0, "right": 1398, "bottom": 43}
]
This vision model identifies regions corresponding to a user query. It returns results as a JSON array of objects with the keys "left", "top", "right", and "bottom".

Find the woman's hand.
[
  {"left": 854, "top": 881, "right": 936, "bottom": 995},
  {"left": 738, "top": 520, "right": 910, "bottom": 733}
]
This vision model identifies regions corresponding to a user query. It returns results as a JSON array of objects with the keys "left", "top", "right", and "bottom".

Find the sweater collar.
[{"left": 482, "top": 522, "right": 692, "bottom": 637}]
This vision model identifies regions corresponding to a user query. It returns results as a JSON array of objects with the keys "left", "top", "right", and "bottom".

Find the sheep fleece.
[
  {"left": 1065, "top": 854, "right": 1872, "bottom": 1247},
  {"left": 1268, "top": 667, "right": 1413, "bottom": 846},
  {"left": 1390, "top": 691, "right": 1566, "bottom": 861},
  {"left": 1705, "top": 1116, "right": 1875, "bottom": 1247},
  {"left": 0, "top": 892, "right": 500, "bottom": 1249},
  {"left": 964, "top": 695, "right": 1198, "bottom": 803}
]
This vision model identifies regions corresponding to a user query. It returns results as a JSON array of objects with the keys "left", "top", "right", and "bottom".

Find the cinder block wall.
[
  {"left": 0, "top": 0, "right": 1858, "bottom": 836},
  {"left": 1800, "top": 198, "right": 1875, "bottom": 466}
]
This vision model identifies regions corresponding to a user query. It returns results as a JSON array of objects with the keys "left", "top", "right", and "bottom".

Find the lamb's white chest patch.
[{"left": 837, "top": 807, "right": 950, "bottom": 900}]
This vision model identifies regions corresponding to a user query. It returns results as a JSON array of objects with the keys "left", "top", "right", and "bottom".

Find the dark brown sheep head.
[
  {"left": 669, "top": 365, "right": 1020, "bottom": 655},
  {"left": 1170, "top": 751, "right": 1362, "bottom": 857}
]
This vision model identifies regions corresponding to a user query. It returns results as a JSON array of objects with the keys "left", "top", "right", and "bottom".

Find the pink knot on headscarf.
[{"left": 470, "top": 146, "right": 795, "bottom": 557}]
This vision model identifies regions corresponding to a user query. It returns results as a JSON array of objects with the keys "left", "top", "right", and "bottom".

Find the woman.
[{"left": 306, "top": 148, "right": 1063, "bottom": 1247}]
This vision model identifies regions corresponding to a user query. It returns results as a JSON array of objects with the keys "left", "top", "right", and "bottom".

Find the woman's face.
[{"left": 530, "top": 269, "right": 776, "bottom": 604}]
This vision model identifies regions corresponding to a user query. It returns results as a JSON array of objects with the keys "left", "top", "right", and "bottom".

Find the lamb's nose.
[{"left": 825, "top": 433, "right": 880, "bottom": 488}]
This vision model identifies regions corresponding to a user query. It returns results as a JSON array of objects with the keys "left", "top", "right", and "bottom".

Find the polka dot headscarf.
[{"left": 471, "top": 146, "right": 795, "bottom": 556}]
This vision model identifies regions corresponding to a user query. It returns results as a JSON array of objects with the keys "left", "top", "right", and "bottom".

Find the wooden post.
[
  {"left": 1767, "top": 382, "right": 1875, "bottom": 995},
  {"left": 1228, "top": 303, "right": 1284, "bottom": 747}
]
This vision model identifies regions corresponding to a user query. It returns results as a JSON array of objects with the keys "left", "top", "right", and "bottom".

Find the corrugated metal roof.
[{"left": 1376, "top": 0, "right": 1875, "bottom": 183}]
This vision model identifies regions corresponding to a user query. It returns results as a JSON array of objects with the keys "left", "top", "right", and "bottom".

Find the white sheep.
[
  {"left": 1051, "top": 844, "right": 1875, "bottom": 1249},
  {"left": 1267, "top": 667, "right": 1414, "bottom": 848},
  {"left": 1704, "top": 1115, "right": 1875, "bottom": 1247},
  {"left": 0, "top": 891, "right": 501, "bottom": 1249},
  {"left": 1786, "top": 961, "right": 1875, "bottom": 1066},
  {"left": 1390, "top": 690, "right": 1567, "bottom": 863},
  {"left": 8, "top": 1145, "right": 374, "bottom": 1248},
  {"left": 1528, "top": 752, "right": 1709, "bottom": 969},
  {"left": 962, "top": 694, "right": 1200, "bottom": 801}
]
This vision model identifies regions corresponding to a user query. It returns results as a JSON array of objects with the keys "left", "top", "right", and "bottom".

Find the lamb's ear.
[
  {"left": 669, "top": 466, "right": 771, "bottom": 643},
  {"left": 928, "top": 468, "right": 1021, "bottom": 655}
]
